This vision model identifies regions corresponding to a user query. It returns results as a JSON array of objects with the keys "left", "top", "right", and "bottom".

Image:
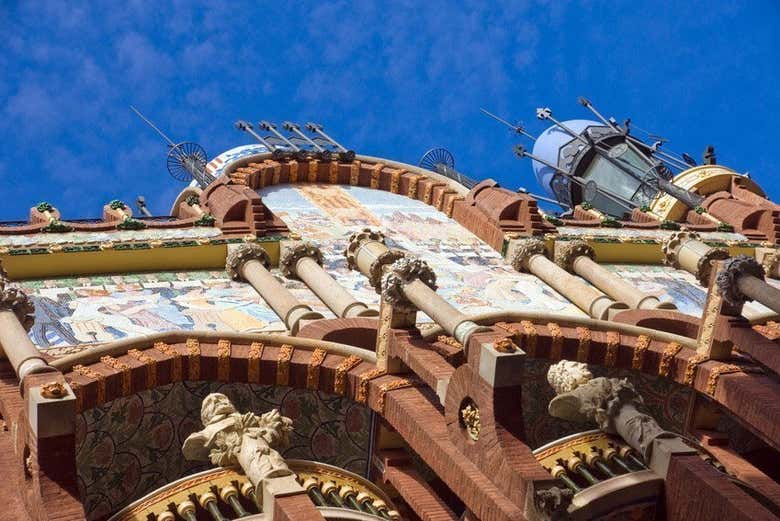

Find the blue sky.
[{"left": 0, "top": 1, "right": 778, "bottom": 219}]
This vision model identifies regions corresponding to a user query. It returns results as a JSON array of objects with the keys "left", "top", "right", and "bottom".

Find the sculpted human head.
[{"left": 201, "top": 393, "right": 237, "bottom": 426}]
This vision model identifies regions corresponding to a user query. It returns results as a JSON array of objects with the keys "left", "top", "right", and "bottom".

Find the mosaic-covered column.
[
  {"left": 511, "top": 239, "right": 628, "bottom": 320},
  {"left": 226, "top": 243, "right": 324, "bottom": 335},
  {"left": 555, "top": 240, "right": 676, "bottom": 310},
  {"left": 717, "top": 255, "right": 780, "bottom": 315},
  {"left": 662, "top": 231, "right": 729, "bottom": 286},
  {"left": 345, "top": 229, "right": 482, "bottom": 345},
  {"left": 280, "top": 242, "right": 378, "bottom": 318},
  {"left": 0, "top": 277, "right": 50, "bottom": 379}
]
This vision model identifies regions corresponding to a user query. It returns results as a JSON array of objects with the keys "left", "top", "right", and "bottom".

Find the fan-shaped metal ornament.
[
  {"left": 419, "top": 147, "right": 455, "bottom": 171},
  {"left": 167, "top": 142, "right": 208, "bottom": 182}
]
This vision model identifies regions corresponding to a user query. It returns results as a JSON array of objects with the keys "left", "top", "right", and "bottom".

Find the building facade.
[{"left": 0, "top": 118, "right": 779, "bottom": 521}]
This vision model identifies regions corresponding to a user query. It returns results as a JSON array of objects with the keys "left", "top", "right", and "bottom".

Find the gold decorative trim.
[
  {"left": 72, "top": 364, "right": 106, "bottom": 404},
  {"left": 520, "top": 321, "right": 538, "bottom": 356},
  {"left": 705, "top": 364, "right": 762, "bottom": 396},
  {"left": 307, "top": 348, "right": 327, "bottom": 390},
  {"left": 357, "top": 368, "right": 385, "bottom": 404},
  {"left": 248, "top": 342, "right": 264, "bottom": 383},
  {"left": 604, "top": 331, "right": 620, "bottom": 368},
  {"left": 390, "top": 170, "right": 403, "bottom": 193},
  {"left": 334, "top": 355, "right": 363, "bottom": 395},
  {"left": 307, "top": 160, "right": 319, "bottom": 183},
  {"left": 100, "top": 356, "right": 131, "bottom": 396},
  {"left": 494, "top": 338, "right": 517, "bottom": 353},
  {"left": 422, "top": 182, "right": 433, "bottom": 204},
  {"left": 349, "top": 162, "right": 360, "bottom": 186},
  {"left": 684, "top": 354, "right": 709, "bottom": 386},
  {"left": 547, "top": 322, "right": 563, "bottom": 361},
  {"left": 407, "top": 175, "right": 421, "bottom": 199},
  {"left": 445, "top": 196, "right": 462, "bottom": 218},
  {"left": 277, "top": 344, "right": 293, "bottom": 386},
  {"left": 154, "top": 342, "right": 182, "bottom": 382},
  {"left": 370, "top": 163, "right": 383, "bottom": 189},
  {"left": 658, "top": 342, "right": 682, "bottom": 377},
  {"left": 127, "top": 349, "right": 157, "bottom": 388},
  {"left": 217, "top": 339, "right": 231, "bottom": 381},
  {"left": 289, "top": 160, "right": 299, "bottom": 183},
  {"left": 632, "top": 335, "right": 651, "bottom": 370},
  {"left": 575, "top": 327, "right": 591, "bottom": 362},
  {"left": 68, "top": 379, "right": 82, "bottom": 411},
  {"left": 186, "top": 338, "right": 200, "bottom": 380},
  {"left": 435, "top": 335, "right": 462, "bottom": 349},
  {"left": 377, "top": 378, "right": 415, "bottom": 413},
  {"left": 328, "top": 162, "right": 339, "bottom": 184}
]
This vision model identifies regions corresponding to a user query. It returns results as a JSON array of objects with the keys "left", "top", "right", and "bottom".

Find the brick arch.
[
  {"left": 428, "top": 317, "right": 778, "bottom": 450},
  {"left": 202, "top": 153, "right": 553, "bottom": 248},
  {"left": 60, "top": 335, "right": 408, "bottom": 416}
]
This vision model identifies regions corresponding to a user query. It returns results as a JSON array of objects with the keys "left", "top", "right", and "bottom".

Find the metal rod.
[
  {"left": 306, "top": 122, "right": 348, "bottom": 152},
  {"left": 135, "top": 196, "right": 152, "bottom": 217},
  {"left": 536, "top": 107, "right": 591, "bottom": 146},
  {"left": 480, "top": 108, "right": 536, "bottom": 140},
  {"left": 235, "top": 120, "right": 282, "bottom": 151},
  {"left": 284, "top": 122, "right": 325, "bottom": 151},
  {"left": 517, "top": 187, "right": 571, "bottom": 209},
  {"left": 577, "top": 97, "right": 621, "bottom": 132},
  {"left": 259, "top": 121, "right": 301, "bottom": 151},
  {"left": 130, "top": 106, "right": 175, "bottom": 147}
]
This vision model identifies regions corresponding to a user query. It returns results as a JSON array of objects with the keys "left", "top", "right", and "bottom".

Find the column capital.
[
  {"left": 368, "top": 249, "right": 406, "bottom": 291},
  {"left": 279, "top": 242, "right": 323, "bottom": 279},
  {"left": 381, "top": 257, "right": 437, "bottom": 310},
  {"left": 661, "top": 231, "right": 699, "bottom": 267},
  {"left": 225, "top": 243, "right": 271, "bottom": 281},
  {"left": 510, "top": 238, "right": 548, "bottom": 272},
  {"left": 554, "top": 240, "right": 595, "bottom": 272},
  {"left": 345, "top": 228, "right": 386, "bottom": 270},
  {"left": 0, "top": 280, "right": 35, "bottom": 331},
  {"left": 716, "top": 255, "right": 765, "bottom": 307},
  {"left": 662, "top": 231, "right": 729, "bottom": 285}
]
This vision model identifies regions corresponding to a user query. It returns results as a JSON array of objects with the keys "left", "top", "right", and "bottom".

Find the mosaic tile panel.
[
  {"left": 19, "top": 271, "right": 299, "bottom": 355},
  {"left": 77, "top": 382, "right": 371, "bottom": 520},
  {"left": 602, "top": 264, "right": 777, "bottom": 317},
  {"left": 0, "top": 226, "right": 221, "bottom": 247},
  {"left": 259, "top": 184, "right": 586, "bottom": 319},
  {"left": 555, "top": 226, "right": 748, "bottom": 243}
]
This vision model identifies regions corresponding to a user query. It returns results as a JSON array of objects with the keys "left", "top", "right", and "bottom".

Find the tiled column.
[
  {"left": 0, "top": 277, "right": 51, "bottom": 378},
  {"left": 555, "top": 240, "right": 676, "bottom": 310},
  {"left": 345, "top": 229, "right": 481, "bottom": 345},
  {"left": 226, "top": 244, "right": 323, "bottom": 335},
  {"left": 662, "top": 231, "right": 729, "bottom": 286},
  {"left": 511, "top": 239, "right": 628, "bottom": 320},
  {"left": 280, "top": 242, "right": 377, "bottom": 318}
]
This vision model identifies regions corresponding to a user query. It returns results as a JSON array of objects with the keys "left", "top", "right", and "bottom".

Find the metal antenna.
[
  {"left": 418, "top": 147, "right": 478, "bottom": 189},
  {"left": 577, "top": 97, "right": 621, "bottom": 132},
  {"left": 130, "top": 106, "right": 214, "bottom": 188},
  {"left": 516, "top": 187, "right": 571, "bottom": 209},
  {"left": 480, "top": 108, "right": 536, "bottom": 141},
  {"left": 536, "top": 107, "right": 591, "bottom": 146},
  {"left": 135, "top": 195, "right": 152, "bottom": 217},
  {"left": 235, "top": 120, "right": 288, "bottom": 160},
  {"left": 131, "top": 106, "right": 176, "bottom": 147},
  {"left": 259, "top": 121, "right": 308, "bottom": 161},
  {"left": 284, "top": 121, "right": 332, "bottom": 161},
  {"left": 306, "top": 123, "right": 356, "bottom": 162}
]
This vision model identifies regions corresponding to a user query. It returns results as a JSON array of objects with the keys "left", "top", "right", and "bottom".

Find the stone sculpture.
[
  {"left": 546, "top": 360, "right": 673, "bottom": 460},
  {"left": 183, "top": 393, "right": 294, "bottom": 487}
]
